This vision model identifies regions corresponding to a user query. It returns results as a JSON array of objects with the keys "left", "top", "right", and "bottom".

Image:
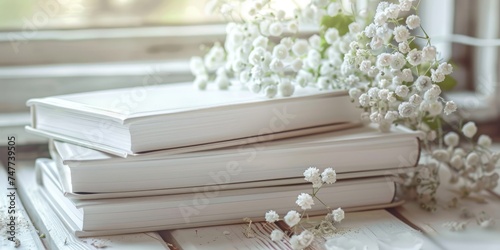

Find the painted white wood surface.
[{"left": 0, "top": 162, "right": 45, "bottom": 250}]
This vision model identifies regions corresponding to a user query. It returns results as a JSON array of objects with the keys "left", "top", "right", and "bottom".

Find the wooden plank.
[
  {"left": 393, "top": 165, "right": 500, "bottom": 249},
  {"left": 1, "top": 162, "right": 45, "bottom": 250},
  {"left": 16, "top": 161, "right": 171, "bottom": 250},
  {"left": 161, "top": 222, "right": 291, "bottom": 250}
]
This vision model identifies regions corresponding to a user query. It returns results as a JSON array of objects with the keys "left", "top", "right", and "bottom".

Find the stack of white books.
[{"left": 25, "top": 82, "right": 423, "bottom": 236}]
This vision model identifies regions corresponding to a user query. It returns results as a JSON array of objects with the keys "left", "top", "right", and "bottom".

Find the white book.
[
  {"left": 16, "top": 161, "right": 171, "bottom": 250},
  {"left": 49, "top": 124, "right": 423, "bottom": 193},
  {"left": 26, "top": 82, "right": 361, "bottom": 157},
  {"left": 35, "top": 159, "right": 398, "bottom": 237}
]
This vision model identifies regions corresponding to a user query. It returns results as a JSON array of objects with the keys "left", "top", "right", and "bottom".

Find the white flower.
[
  {"left": 269, "top": 22, "right": 283, "bottom": 36},
  {"left": 385, "top": 3, "right": 400, "bottom": 18},
  {"left": 385, "top": 111, "right": 399, "bottom": 121},
  {"left": 359, "top": 94, "right": 370, "bottom": 107},
  {"left": 444, "top": 101, "right": 457, "bottom": 115},
  {"left": 374, "top": 12, "right": 388, "bottom": 26},
  {"left": 424, "top": 85, "right": 441, "bottom": 101},
  {"left": 450, "top": 154, "right": 464, "bottom": 169},
  {"left": 407, "top": 49, "right": 423, "bottom": 66},
  {"left": 291, "top": 59, "right": 303, "bottom": 72},
  {"left": 292, "top": 39, "right": 309, "bottom": 56},
  {"left": 378, "top": 89, "right": 390, "bottom": 100},
  {"left": 194, "top": 75, "right": 208, "bottom": 90},
  {"left": 399, "top": 0, "right": 413, "bottom": 11},
  {"left": 284, "top": 210, "right": 301, "bottom": 227},
  {"left": 444, "top": 132, "right": 459, "bottom": 147},
  {"left": 466, "top": 152, "right": 480, "bottom": 166},
  {"left": 428, "top": 101, "right": 443, "bottom": 116},
  {"left": 272, "top": 44, "right": 289, "bottom": 60},
  {"left": 393, "top": 25, "right": 410, "bottom": 43},
  {"left": 438, "top": 62, "right": 453, "bottom": 75},
  {"left": 409, "top": 94, "right": 423, "bottom": 105},
  {"left": 252, "top": 36, "right": 268, "bottom": 48},
  {"left": 390, "top": 52, "right": 406, "bottom": 70},
  {"left": 479, "top": 218, "right": 495, "bottom": 229},
  {"left": 249, "top": 47, "right": 265, "bottom": 65},
  {"left": 406, "top": 14, "right": 421, "bottom": 29},
  {"left": 348, "top": 22, "right": 362, "bottom": 34},
  {"left": 415, "top": 75, "right": 432, "bottom": 91},
  {"left": 190, "top": 56, "right": 206, "bottom": 75},
  {"left": 298, "top": 230, "right": 315, "bottom": 249},
  {"left": 377, "top": 53, "right": 393, "bottom": 68},
  {"left": 278, "top": 79, "right": 295, "bottom": 97},
  {"left": 259, "top": 20, "right": 271, "bottom": 36},
  {"left": 395, "top": 85, "right": 409, "bottom": 97},
  {"left": 250, "top": 83, "right": 261, "bottom": 93},
  {"left": 306, "top": 50, "right": 321, "bottom": 69},
  {"left": 314, "top": 0, "right": 329, "bottom": 7},
  {"left": 327, "top": 2, "right": 341, "bottom": 16},
  {"left": 478, "top": 135, "right": 492, "bottom": 147},
  {"left": 296, "top": 193, "right": 314, "bottom": 210},
  {"left": 270, "top": 58, "right": 284, "bottom": 72},
  {"left": 359, "top": 60, "right": 372, "bottom": 73},
  {"left": 280, "top": 37, "right": 293, "bottom": 49},
  {"left": 320, "top": 61, "right": 335, "bottom": 75},
  {"left": 399, "top": 41, "right": 411, "bottom": 54},
  {"left": 433, "top": 149, "right": 450, "bottom": 162},
  {"left": 270, "top": 229, "right": 284, "bottom": 241},
  {"left": 215, "top": 75, "right": 230, "bottom": 90},
  {"left": 370, "top": 36, "right": 384, "bottom": 50},
  {"left": 265, "top": 210, "right": 280, "bottom": 223},
  {"left": 431, "top": 69, "right": 445, "bottom": 83},
  {"left": 321, "top": 168, "right": 337, "bottom": 184},
  {"left": 368, "top": 87, "right": 380, "bottom": 98},
  {"left": 265, "top": 85, "right": 277, "bottom": 98},
  {"left": 422, "top": 46, "right": 437, "bottom": 62},
  {"left": 325, "top": 28, "right": 339, "bottom": 44},
  {"left": 332, "top": 207, "right": 345, "bottom": 222},
  {"left": 398, "top": 102, "right": 416, "bottom": 118},
  {"left": 303, "top": 167, "right": 320, "bottom": 182},
  {"left": 308, "top": 34, "right": 321, "bottom": 50},
  {"left": 402, "top": 68, "right": 414, "bottom": 82},
  {"left": 287, "top": 21, "right": 298, "bottom": 33},
  {"left": 220, "top": 3, "right": 233, "bottom": 15},
  {"left": 462, "top": 122, "right": 477, "bottom": 138},
  {"left": 364, "top": 24, "right": 376, "bottom": 38}
]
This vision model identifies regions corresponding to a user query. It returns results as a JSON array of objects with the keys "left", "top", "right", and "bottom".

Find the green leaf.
[
  {"left": 423, "top": 116, "right": 442, "bottom": 131},
  {"left": 321, "top": 14, "right": 355, "bottom": 36},
  {"left": 436, "top": 75, "right": 457, "bottom": 91}
]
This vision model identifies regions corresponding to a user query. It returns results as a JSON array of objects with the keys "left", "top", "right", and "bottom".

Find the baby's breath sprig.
[
  {"left": 194, "top": 0, "right": 500, "bottom": 214},
  {"left": 264, "top": 167, "right": 343, "bottom": 249}
]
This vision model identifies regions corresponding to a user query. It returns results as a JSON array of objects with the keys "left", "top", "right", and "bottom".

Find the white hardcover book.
[
  {"left": 26, "top": 82, "right": 361, "bottom": 157},
  {"left": 16, "top": 161, "right": 172, "bottom": 250},
  {"left": 35, "top": 159, "right": 398, "bottom": 236},
  {"left": 49, "top": 124, "right": 423, "bottom": 193}
]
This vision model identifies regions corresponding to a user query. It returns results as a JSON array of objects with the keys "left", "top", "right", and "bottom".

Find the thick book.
[
  {"left": 35, "top": 159, "right": 399, "bottom": 237},
  {"left": 15, "top": 163, "right": 174, "bottom": 250},
  {"left": 26, "top": 82, "right": 361, "bottom": 157},
  {"left": 49, "top": 124, "right": 423, "bottom": 193}
]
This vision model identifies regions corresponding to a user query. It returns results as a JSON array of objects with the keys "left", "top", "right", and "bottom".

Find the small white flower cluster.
[
  {"left": 192, "top": 0, "right": 365, "bottom": 98},
  {"left": 348, "top": 1, "right": 458, "bottom": 132},
  {"left": 198, "top": 0, "right": 499, "bottom": 213},
  {"left": 264, "top": 167, "right": 343, "bottom": 249},
  {"left": 432, "top": 122, "right": 499, "bottom": 194}
]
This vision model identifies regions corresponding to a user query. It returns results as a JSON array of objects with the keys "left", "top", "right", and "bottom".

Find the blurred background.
[{"left": 0, "top": 0, "right": 499, "bottom": 155}]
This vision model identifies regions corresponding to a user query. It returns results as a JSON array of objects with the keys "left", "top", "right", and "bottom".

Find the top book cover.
[{"left": 26, "top": 82, "right": 361, "bottom": 157}]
